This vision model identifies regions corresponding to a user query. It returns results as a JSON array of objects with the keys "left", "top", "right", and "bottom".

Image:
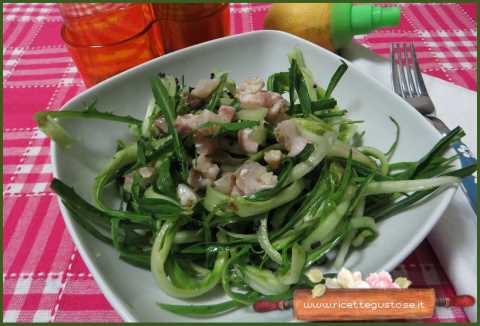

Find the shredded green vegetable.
[
  {"left": 324, "top": 60, "right": 348, "bottom": 98},
  {"left": 257, "top": 216, "right": 283, "bottom": 265},
  {"left": 34, "top": 101, "right": 142, "bottom": 148}
]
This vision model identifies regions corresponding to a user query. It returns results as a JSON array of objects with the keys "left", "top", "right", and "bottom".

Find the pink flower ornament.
[{"left": 366, "top": 271, "right": 400, "bottom": 289}]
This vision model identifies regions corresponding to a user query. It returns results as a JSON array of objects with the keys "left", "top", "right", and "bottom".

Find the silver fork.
[
  {"left": 390, "top": 43, "right": 450, "bottom": 133},
  {"left": 390, "top": 42, "right": 477, "bottom": 212}
]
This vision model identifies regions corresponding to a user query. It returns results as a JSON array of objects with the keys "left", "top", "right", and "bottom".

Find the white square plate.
[{"left": 52, "top": 31, "right": 457, "bottom": 322}]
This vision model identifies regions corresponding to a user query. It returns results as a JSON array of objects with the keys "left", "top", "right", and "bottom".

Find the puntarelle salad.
[{"left": 36, "top": 49, "right": 474, "bottom": 317}]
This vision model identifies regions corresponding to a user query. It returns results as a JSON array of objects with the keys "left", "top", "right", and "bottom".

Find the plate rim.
[{"left": 51, "top": 30, "right": 458, "bottom": 322}]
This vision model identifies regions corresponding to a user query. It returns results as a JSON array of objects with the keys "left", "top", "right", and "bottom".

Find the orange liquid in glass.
[
  {"left": 152, "top": 4, "right": 230, "bottom": 53},
  {"left": 61, "top": 4, "right": 164, "bottom": 86}
]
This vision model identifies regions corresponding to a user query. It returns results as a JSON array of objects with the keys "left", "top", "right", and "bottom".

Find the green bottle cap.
[{"left": 330, "top": 4, "right": 401, "bottom": 49}]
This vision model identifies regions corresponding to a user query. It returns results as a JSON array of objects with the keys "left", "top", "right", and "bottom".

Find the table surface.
[{"left": 3, "top": 2, "right": 477, "bottom": 323}]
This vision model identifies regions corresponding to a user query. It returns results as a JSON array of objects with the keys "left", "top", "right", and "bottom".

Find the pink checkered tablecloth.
[{"left": 3, "top": 2, "right": 477, "bottom": 323}]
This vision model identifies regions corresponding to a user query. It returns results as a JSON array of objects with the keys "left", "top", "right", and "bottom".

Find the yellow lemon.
[{"left": 264, "top": 3, "right": 335, "bottom": 51}]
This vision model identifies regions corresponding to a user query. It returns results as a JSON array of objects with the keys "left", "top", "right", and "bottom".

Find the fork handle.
[
  {"left": 427, "top": 116, "right": 477, "bottom": 213},
  {"left": 427, "top": 116, "right": 451, "bottom": 135}
]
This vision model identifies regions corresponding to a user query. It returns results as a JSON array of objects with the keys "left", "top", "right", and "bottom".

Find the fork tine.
[
  {"left": 409, "top": 42, "right": 429, "bottom": 96},
  {"left": 390, "top": 44, "right": 402, "bottom": 95},
  {"left": 403, "top": 43, "right": 418, "bottom": 96},
  {"left": 406, "top": 43, "right": 421, "bottom": 94},
  {"left": 395, "top": 43, "right": 411, "bottom": 97}
]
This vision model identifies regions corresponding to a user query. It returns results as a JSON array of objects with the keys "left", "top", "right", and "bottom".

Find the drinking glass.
[
  {"left": 59, "top": 3, "right": 164, "bottom": 87},
  {"left": 152, "top": 3, "right": 230, "bottom": 53}
]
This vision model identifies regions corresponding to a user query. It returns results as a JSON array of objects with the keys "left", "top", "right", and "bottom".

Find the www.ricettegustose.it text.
[{"left": 303, "top": 301, "right": 425, "bottom": 311}]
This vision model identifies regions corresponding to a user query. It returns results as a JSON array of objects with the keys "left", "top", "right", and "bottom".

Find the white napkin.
[{"left": 342, "top": 42, "right": 477, "bottom": 322}]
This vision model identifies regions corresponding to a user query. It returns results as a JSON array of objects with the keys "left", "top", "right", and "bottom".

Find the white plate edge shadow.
[{"left": 50, "top": 30, "right": 459, "bottom": 322}]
